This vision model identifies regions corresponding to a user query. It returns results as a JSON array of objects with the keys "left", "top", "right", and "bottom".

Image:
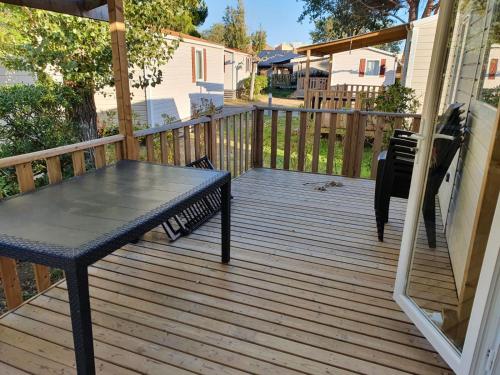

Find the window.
[
  {"left": 477, "top": 0, "right": 500, "bottom": 107},
  {"left": 195, "top": 50, "right": 203, "bottom": 81},
  {"left": 365, "top": 60, "right": 380, "bottom": 76}
]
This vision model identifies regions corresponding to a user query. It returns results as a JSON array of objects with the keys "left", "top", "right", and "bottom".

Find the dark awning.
[
  {"left": 297, "top": 24, "right": 409, "bottom": 56},
  {"left": 0, "top": 0, "right": 109, "bottom": 21}
]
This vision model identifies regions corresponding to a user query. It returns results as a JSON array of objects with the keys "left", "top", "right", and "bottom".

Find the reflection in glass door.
[{"left": 404, "top": 0, "right": 499, "bottom": 354}]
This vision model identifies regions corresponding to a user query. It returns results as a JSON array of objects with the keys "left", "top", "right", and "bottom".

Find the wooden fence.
[
  {"left": 270, "top": 74, "right": 296, "bottom": 89},
  {"left": 306, "top": 85, "right": 384, "bottom": 110},
  {"left": 297, "top": 77, "right": 329, "bottom": 91},
  {"left": 0, "top": 104, "right": 420, "bottom": 312}
]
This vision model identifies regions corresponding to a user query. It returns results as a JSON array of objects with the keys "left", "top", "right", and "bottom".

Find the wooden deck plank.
[{"left": 0, "top": 168, "right": 454, "bottom": 375}]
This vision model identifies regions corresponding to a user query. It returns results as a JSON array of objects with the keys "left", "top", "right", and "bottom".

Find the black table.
[{"left": 0, "top": 160, "right": 231, "bottom": 374}]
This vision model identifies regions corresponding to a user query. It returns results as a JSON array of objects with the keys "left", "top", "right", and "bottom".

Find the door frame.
[{"left": 393, "top": 0, "right": 500, "bottom": 373}]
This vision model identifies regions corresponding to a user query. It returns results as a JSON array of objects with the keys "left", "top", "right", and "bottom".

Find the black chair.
[
  {"left": 162, "top": 156, "right": 225, "bottom": 241},
  {"left": 374, "top": 103, "right": 463, "bottom": 248}
]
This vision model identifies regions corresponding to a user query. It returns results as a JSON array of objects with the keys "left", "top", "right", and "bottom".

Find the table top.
[{"left": 0, "top": 160, "right": 230, "bottom": 267}]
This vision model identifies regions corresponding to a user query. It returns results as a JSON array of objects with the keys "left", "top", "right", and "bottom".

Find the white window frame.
[
  {"left": 365, "top": 60, "right": 380, "bottom": 76},
  {"left": 195, "top": 49, "right": 203, "bottom": 81}
]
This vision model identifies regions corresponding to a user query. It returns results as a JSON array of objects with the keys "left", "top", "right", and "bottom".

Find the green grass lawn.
[{"left": 261, "top": 114, "right": 374, "bottom": 178}]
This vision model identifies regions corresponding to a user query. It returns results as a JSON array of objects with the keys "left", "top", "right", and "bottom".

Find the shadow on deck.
[{"left": 0, "top": 168, "right": 454, "bottom": 374}]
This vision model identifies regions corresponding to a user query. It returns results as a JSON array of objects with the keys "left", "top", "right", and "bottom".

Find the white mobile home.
[
  {"left": 95, "top": 31, "right": 225, "bottom": 127},
  {"left": 224, "top": 47, "right": 252, "bottom": 99}
]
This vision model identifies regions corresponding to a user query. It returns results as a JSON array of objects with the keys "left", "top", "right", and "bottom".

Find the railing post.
[
  {"left": 342, "top": 110, "right": 364, "bottom": 178},
  {"left": 108, "top": 0, "right": 137, "bottom": 160},
  {"left": 252, "top": 109, "right": 264, "bottom": 168}
]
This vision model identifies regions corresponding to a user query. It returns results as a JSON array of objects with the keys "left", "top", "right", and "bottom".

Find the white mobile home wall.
[
  {"left": 318, "top": 47, "right": 397, "bottom": 87},
  {"left": 224, "top": 48, "right": 252, "bottom": 92},
  {"left": 404, "top": 14, "right": 439, "bottom": 112}
]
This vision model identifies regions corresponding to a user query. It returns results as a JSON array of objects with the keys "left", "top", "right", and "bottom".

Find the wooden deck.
[{"left": 0, "top": 168, "right": 454, "bottom": 375}]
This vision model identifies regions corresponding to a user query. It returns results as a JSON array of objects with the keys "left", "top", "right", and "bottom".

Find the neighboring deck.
[{"left": 0, "top": 168, "right": 454, "bottom": 375}]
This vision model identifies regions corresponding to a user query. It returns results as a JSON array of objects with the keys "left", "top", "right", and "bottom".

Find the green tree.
[
  {"left": 251, "top": 26, "right": 267, "bottom": 53},
  {"left": 299, "top": 0, "right": 440, "bottom": 43},
  {"left": 222, "top": 0, "right": 249, "bottom": 50},
  {"left": 202, "top": 23, "right": 225, "bottom": 44},
  {"left": 0, "top": 0, "right": 206, "bottom": 142}
]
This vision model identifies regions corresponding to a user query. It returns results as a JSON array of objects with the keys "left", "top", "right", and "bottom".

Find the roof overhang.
[
  {"left": 0, "top": 0, "right": 109, "bottom": 21},
  {"left": 297, "top": 24, "right": 409, "bottom": 56}
]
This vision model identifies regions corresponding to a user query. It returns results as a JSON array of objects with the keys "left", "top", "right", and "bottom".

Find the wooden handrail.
[
  {"left": 0, "top": 135, "right": 125, "bottom": 169},
  {"left": 254, "top": 105, "right": 421, "bottom": 118}
]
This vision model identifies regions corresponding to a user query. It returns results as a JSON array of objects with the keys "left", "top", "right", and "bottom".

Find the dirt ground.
[{"left": 225, "top": 94, "right": 303, "bottom": 108}]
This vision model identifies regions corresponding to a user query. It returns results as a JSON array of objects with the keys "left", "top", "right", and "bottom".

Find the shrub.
[
  {"left": 370, "top": 81, "right": 419, "bottom": 114},
  {"left": 0, "top": 83, "right": 80, "bottom": 196},
  {"left": 368, "top": 82, "right": 420, "bottom": 146},
  {"left": 0, "top": 83, "right": 79, "bottom": 157},
  {"left": 239, "top": 75, "right": 268, "bottom": 98}
]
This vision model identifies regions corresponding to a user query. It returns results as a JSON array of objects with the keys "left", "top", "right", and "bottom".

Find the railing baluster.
[
  {"left": 173, "top": 129, "right": 181, "bottom": 165},
  {"left": 115, "top": 141, "right": 124, "bottom": 161},
  {"left": 239, "top": 113, "right": 244, "bottom": 175},
  {"left": 94, "top": 145, "right": 107, "bottom": 168},
  {"left": 219, "top": 119, "right": 225, "bottom": 170},
  {"left": 297, "top": 111, "right": 307, "bottom": 172},
  {"left": 352, "top": 113, "right": 367, "bottom": 178},
  {"left": 194, "top": 124, "right": 201, "bottom": 160},
  {"left": 159, "top": 132, "right": 169, "bottom": 164},
  {"left": 245, "top": 112, "right": 250, "bottom": 171},
  {"left": 145, "top": 135, "right": 155, "bottom": 162},
  {"left": 326, "top": 113, "right": 337, "bottom": 175},
  {"left": 412, "top": 117, "right": 421, "bottom": 132},
  {"left": 283, "top": 111, "right": 292, "bottom": 170},
  {"left": 72, "top": 150, "right": 86, "bottom": 176},
  {"left": 0, "top": 257, "right": 23, "bottom": 309},
  {"left": 233, "top": 115, "right": 238, "bottom": 177},
  {"left": 15, "top": 162, "right": 51, "bottom": 293},
  {"left": 184, "top": 126, "right": 192, "bottom": 165},
  {"left": 371, "top": 116, "right": 385, "bottom": 179},
  {"left": 46, "top": 156, "right": 63, "bottom": 184},
  {"left": 225, "top": 117, "right": 230, "bottom": 171},
  {"left": 311, "top": 112, "right": 322, "bottom": 173},
  {"left": 270, "top": 110, "right": 279, "bottom": 169}
]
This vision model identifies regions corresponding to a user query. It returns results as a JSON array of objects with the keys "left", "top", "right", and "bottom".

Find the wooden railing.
[
  {"left": 133, "top": 107, "right": 254, "bottom": 177},
  {"left": 253, "top": 105, "right": 421, "bottom": 179},
  {"left": 0, "top": 106, "right": 254, "bottom": 313},
  {"left": 0, "top": 104, "right": 420, "bottom": 312},
  {"left": 0, "top": 135, "right": 125, "bottom": 310}
]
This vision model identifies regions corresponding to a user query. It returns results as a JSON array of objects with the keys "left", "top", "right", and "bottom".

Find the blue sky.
[
  {"left": 202, "top": 0, "right": 314, "bottom": 46},
  {"left": 202, "top": 0, "right": 418, "bottom": 47}
]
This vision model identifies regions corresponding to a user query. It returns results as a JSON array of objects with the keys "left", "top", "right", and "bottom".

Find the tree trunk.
[
  {"left": 407, "top": 0, "right": 420, "bottom": 21},
  {"left": 69, "top": 87, "right": 98, "bottom": 142},
  {"left": 249, "top": 61, "right": 257, "bottom": 100},
  {"left": 422, "top": 0, "right": 436, "bottom": 18}
]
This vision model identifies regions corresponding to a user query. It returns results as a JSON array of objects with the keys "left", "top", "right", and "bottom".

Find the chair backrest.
[{"left": 428, "top": 103, "right": 464, "bottom": 188}]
